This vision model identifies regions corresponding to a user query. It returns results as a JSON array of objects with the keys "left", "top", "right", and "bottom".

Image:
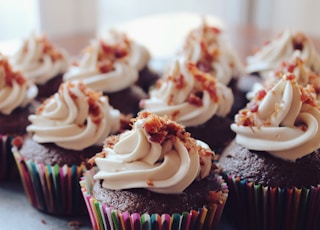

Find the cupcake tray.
[{"left": 0, "top": 180, "right": 236, "bottom": 230}]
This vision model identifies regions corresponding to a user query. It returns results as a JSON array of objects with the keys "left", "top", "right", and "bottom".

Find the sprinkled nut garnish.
[
  {"left": 146, "top": 179, "right": 154, "bottom": 186},
  {"left": 0, "top": 57, "right": 26, "bottom": 87},
  {"left": 300, "top": 85, "right": 318, "bottom": 107}
]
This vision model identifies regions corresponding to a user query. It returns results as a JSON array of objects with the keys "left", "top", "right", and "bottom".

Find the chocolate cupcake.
[
  {"left": 179, "top": 20, "right": 246, "bottom": 117},
  {"left": 80, "top": 111, "right": 228, "bottom": 230},
  {"left": 218, "top": 73, "right": 320, "bottom": 229},
  {"left": 246, "top": 29, "right": 320, "bottom": 79},
  {"left": 0, "top": 54, "right": 38, "bottom": 181},
  {"left": 63, "top": 30, "right": 155, "bottom": 115},
  {"left": 9, "top": 32, "right": 69, "bottom": 99},
  {"left": 12, "top": 81, "right": 126, "bottom": 216},
  {"left": 140, "top": 59, "right": 235, "bottom": 153}
]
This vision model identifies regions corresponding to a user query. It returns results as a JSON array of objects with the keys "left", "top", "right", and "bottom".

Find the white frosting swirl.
[
  {"left": 27, "top": 81, "right": 121, "bottom": 150},
  {"left": 246, "top": 29, "right": 320, "bottom": 77},
  {"left": 181, "top": 22, "right": 243, "bottom": 85},
  {"left": 232, "top": 74, "right": 320, "bottom": 161},
  {"left": 94, "top": 112, "right": 214, "bottom": 194},
  {"left": 63, "top": 30, "right": 150, "bottom": 92},
  {"left": 141, "top": 59, "right": 233, "bottom": 126},
  {"left": 0, "top": 55, "right": 38, "bottom": 115},
  {"left": 10, "top": 33, "right": 69, "bottom": 85}
]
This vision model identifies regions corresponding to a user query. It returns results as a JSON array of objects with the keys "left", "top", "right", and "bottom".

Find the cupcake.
[
  {"left": 218, "top": 73, "right": 320, "bottom": 229},
  {"left": 140, "top": 59, "right": 235, "bottom": 153},
  {"left": 9, "top": 32, "right": 69, "bottom": 99},
  {"left": 63, "top": 30, "right": 154, "bottom": 115},
  {"left": 0, "top": 54, "right": 38, "bottom": 181},
  {"left": 246, "top": 29, "right": 320, "bottom": 78},
  {"left": 80, "top": 111, "right": 228, "bottom": 230},
  {"left": 12, "top": 81, "right": 126, "bottom": 216},
  {"left": 179, "top": 20, "right": 246, "bottom": 117}
]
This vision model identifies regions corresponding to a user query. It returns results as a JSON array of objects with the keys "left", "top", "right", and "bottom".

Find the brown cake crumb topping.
[
  {"left": 22, "top": 35, "right": 64, "bottom": 62},
  {"left": 187, "top": 62, "right": 219, "bottom": 103},
  {"left": 95, "top": 37, "right": 130, "bottom": 74},
  {"left": 0, "top": 57, "right": 26, "bottom": 87}
]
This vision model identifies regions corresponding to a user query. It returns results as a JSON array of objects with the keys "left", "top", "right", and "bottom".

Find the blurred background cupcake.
[
  {"left": 0, "top": 54, "right": 38, "bottom": 182},
  {"left": 178, "top": 20, "right": 246, "bottom": 117},
  {"left": 218, "top": 73, "right": 320, "bottom": 230},
  {"left": 81, "top": 111, "right": 228, "bottom": 230},
  {"left": 246, "top": 29, "right": 320, "bottom": 79},
  {"left": 140, "top": 58, "right": 235, "bottom": 154},
  {"left": 63, "top": 30, "right": 157, "bottom": 116},
  {"left": 9, "top": 32, "right": 69, "bottom": 99},
  {"left": 12, "top": 81, "right": 128, "bottom": 216}
]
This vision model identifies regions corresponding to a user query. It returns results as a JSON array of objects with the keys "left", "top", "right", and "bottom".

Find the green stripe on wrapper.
[
  {"left": 12, "top": 149, "right": 87, "bottom": 216},
  {"left": 80, "top": 169, "right": 228, "bottom": 230},
  {"left": 223, "top": 172, "right": 320, "bottom": 230}
]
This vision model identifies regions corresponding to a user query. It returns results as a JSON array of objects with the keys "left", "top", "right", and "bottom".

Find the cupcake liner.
[
  {"left": 0, "top": 134, "right": 19, "bottom": 181},
  {"left": 12, "top": 148, "right": 87, "bottom": 216},
  {"left": 80, "top": 169, "right": 228, "bottom": 230},
  {"left": 224, "top": 173, "right": 320, "bottom": 230}
]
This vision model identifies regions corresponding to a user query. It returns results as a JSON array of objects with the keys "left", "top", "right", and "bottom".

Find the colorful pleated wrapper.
[
  {"left": 224, "top": 173, "right": 320, "bottom": 230},
  {"left": 0, "top": 134, "right": 19, "bottom": 181},
  {"left": 80, "top": 169, "right": 229, "bottom": 230},
  {"left": 12, "top": 148, "right": 88, "bottom": 216}
]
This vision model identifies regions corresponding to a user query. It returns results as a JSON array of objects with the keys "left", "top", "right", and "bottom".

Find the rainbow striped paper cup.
[
  {"left": 12, "top": 149, "right": 88, "bottom": 216},
  {"left": 224, "top": 173, "right": 320, "bottom": 230},
  {"left": 80, "top": 169, "right": 228, "bottom": 230}
]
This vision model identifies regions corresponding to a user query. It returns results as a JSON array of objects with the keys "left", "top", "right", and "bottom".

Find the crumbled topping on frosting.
[
  {"left": 22, "top": 34, "right": 64, "bottom": 62},
  {"left": 0, "top": 56, "right": 26, "bottom": 87},
  {"left": 236, "top": 73, "right": 318, "bottom": 128},
  {"left": 37, "top": 81, "right": 104, "bottom": 125}
]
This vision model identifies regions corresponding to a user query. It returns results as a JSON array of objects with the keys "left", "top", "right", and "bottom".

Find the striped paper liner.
[
  {"left": 12, "top": 148, "right": 88, "bottom": 216},
  {"left": 80, "top": 169, "right": 228, "bottom": 230},
  {"left": 224, "top": 173, "right": 320, "bottom": 230},
  {"left": 0, "top": 134, "right": 19, "bottom": 181}
]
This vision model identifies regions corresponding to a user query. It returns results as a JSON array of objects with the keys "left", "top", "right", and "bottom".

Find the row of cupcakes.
[
  {"left": 1, "top": 18, "right": 320, "bottom": 230},
  {"left": 0, "top": 19, "right": 240, "bottom": 229}
]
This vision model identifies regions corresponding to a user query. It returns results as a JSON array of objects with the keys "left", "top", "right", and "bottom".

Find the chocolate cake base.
[
  {"left": 36, "top": 74, "right": 63, "bottom": 100},
  {"left": 106, "top": 85, "right": 147, "bottom": 116},
  {"left": 17, "top": 136, "right": 101, "bottom": 166},
  {"left": 228, "top": 78, "right": 249, "bottom": 119},
  {"left": 135, "top": 66, "right": 160, "bottom": 93},
  {"left": 92, "top": 173, "right": 222, "bottom": 215},
  {"left": 186, "top": 115, "right": 235, "bottom": 154},
  {"left": 0, "top": 104, "right": 37, "bottom": 135},
  {"left": 218, "top": 140, "right": 320, "bottom": 188}
]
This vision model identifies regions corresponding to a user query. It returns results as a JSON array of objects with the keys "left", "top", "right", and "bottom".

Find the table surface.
[{"left": 1, "top": 15, "right": 320, "bottom": 230}]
